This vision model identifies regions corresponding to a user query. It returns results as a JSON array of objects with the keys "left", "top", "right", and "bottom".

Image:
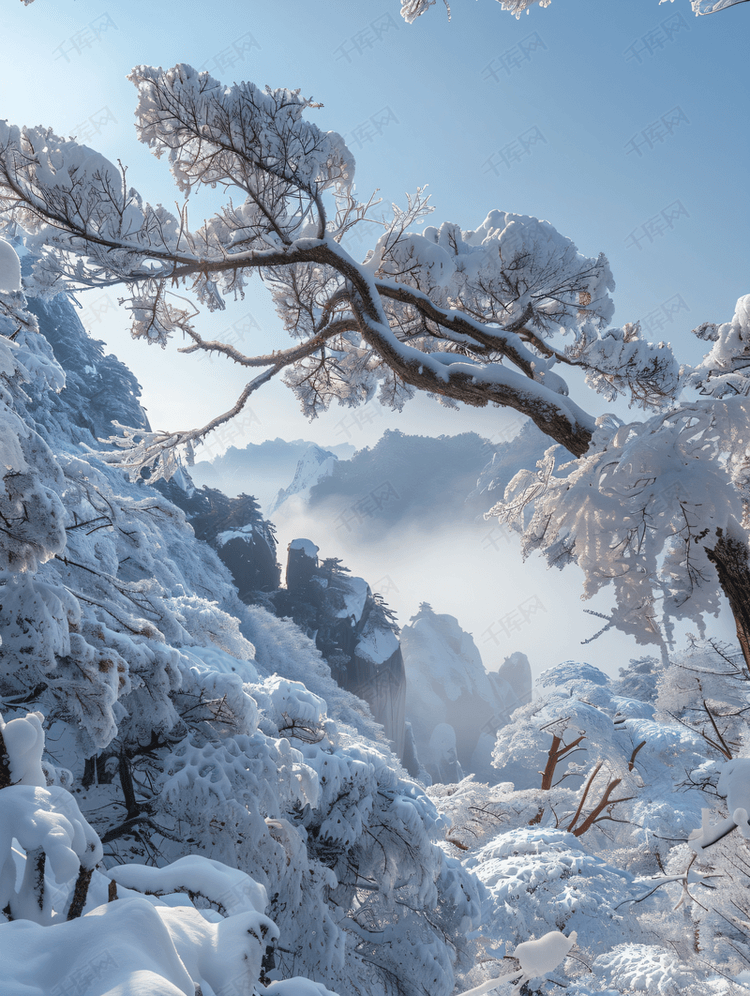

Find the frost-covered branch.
[
  {"left": 399, "top": 0, "right": 745, "bottom": 21},
  {"left": 615, "top": 855, "right": 721, "bottom": 911},
  {"left": 0, "top": 65, "right": 631, "bottom": 473},
  {"left": 491, "top": 347, "right": 750, "bottom": 660},
  {"left": 566, "top": 763, "right": 635, "bottom": 837},
  {"left": 3, "top": 57, "right": 750, "bottom": 667},
  {"left": 538, "top": 726, "right": 587, "bottom": 791}
]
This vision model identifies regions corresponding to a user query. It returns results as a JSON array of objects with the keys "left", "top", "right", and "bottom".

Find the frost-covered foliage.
[
  {"left": 490, "top": 296, "right": 750, "bottom": 659},
  {"left": 0, "top": 281, "right": 66, "bottom": 574},
  {"left": 432, "top": 658, "right": 750, "bottom": 996},
  {"left": 0, "top": 59, "right": 646, "bottom": 472},
  {"left": 18, "top": 0, "right": 739, "bottom": 18},
  {"left": 566, "top": 319, "right": 680, "bottom": 411},
  {"left": 0, "top": 284, "right": 483, "bottom": 996},
  {"left": 399, "top": 0, "right": 740, "bottom": 22},
  {"left": 372, "top": 210, "right": 614, "bottom": 341},
  {"left": 0, "top": 706, "right": 334, "bottom": 996}
]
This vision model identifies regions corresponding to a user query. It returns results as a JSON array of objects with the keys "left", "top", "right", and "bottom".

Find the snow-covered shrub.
[
  {"left": 425, "top": 659, "right": 749, "bottom": 995},
  {"left": 0, "top": 281, "right": 483, "bottom": 996},
  {"left": 0, "top": 715, "right": 330, "bottom": 996}
]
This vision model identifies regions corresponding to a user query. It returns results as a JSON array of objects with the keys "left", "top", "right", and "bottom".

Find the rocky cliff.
[
  {"left": 401, "top": 603, "right": 531, "bottom": 782},
  {"left": 271, "top": 540, "right": 408, "bottom": 760}
]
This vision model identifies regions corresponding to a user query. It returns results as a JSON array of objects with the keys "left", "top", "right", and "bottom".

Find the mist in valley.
[{"left": 190, "top": 427, "right": 733, "bottom": 684}]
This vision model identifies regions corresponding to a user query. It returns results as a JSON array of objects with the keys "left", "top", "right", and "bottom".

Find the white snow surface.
[
  {"left": 1, "top": 710, "right": 46, "bottom": 786},
  {"left": 180, "top": 644, "right": 259, "bottom": 682},
  {"left": 215, "top": 522, "right": 256, "bottom": 548},
  {"left": 109, "top": 855, "right": 269, "bottom": 917},
  {"left": 0, "top": 895, "right": 280, "bottom": 996},
  {"left": 333, "top": 575, "right": 369, "bottom": 621},
  {"left": 355, "top": 623, "right": 399, "bottom": 664},
  {"left": 289, "top": 537, "right": 320, "bottom": 559},
  {"left": 515, "top": 929, "right": 578, "bottom": 979},
  {"left": 0, "top": 239, "right": 21, "bottom": 292}
]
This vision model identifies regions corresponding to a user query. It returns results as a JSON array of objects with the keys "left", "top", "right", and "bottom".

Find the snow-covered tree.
[
  {"left": 431, "top": 659, "right": 746, "bottom": 996},
  {"left": 0, "top": 101, "right": 613, "bottom": 460},
  {"left": 399, "top": 0, "right": 746, "bottom": 22},
  {"left": 0, "top": 253, "right": 484, "bottom": 995},
  {"left": 0, "top": 63, "right": 747, "bottom": 672},
  {"left": 0, "top": 56, "right": 750, "bottom": 662},
  {"left": 0, "top": 709, "right": 356, "bottom": 996}
]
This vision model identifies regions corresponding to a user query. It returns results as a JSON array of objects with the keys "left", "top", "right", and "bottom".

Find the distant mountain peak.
[{"left": 269, "top": 443, "right": 339, "bottom": 515}]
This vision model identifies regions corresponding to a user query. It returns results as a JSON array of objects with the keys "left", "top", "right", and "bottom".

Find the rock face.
[
  {"left": 497, "top": 652, "right": 534, "bottom": 712},
  {"left": 190, "top": 438, "right": 354, "bottom": 512},
  {"left": 401, "top": 604, "right": 531, "bottom": 783},
  {"left": 271, "top": 540, "right": 407, "bottom": 759},
  {"left": 155, "top": 481, "right": 281, "bottom": 601}
]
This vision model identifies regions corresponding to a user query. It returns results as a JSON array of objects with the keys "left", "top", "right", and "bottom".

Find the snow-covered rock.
[
  {"left": 272, "top": 542, "right": 407, "bottom": 757},
  {"left": 270, "top": 443, "right": 339, "bottom": 514},
  {"left": 401, "top": 604, "right": 529, "bottom": 782}
]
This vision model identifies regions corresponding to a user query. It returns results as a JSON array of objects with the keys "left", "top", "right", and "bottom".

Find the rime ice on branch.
[
  {"left": 1, "top": 61, "right": 750, "bottom": 669},
  {"left": 0, "top": 65, "right": 627, "bottom": 467}
]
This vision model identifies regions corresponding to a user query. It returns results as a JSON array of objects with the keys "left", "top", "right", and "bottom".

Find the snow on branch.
[
  {"left": 372, "top": 212, "right": 615, "bottom": 338},
  {"left": 453, "top": 929, "right": 578, "bottom": 995},
  {"left": 492, "top": 397, "right": 748, "bottom": 650},
  {"left": 0, "top": 711, "right": 102, "bottom": 924},
  {"left": 688, "top": 0, "right": 750, "bottom": 12},
  {"left": 128, "top": 64, "right": 353, "bottom": 240},
  {"left": 690, "top": 759, "right": 750, "bottom": 854},
  {"left": 0, "top": 63, "right": 624, "bottom": 475},
  {"left": 565, "top": 319, "right": 681, "bottom": 411},
  {"left": 400, "top": 0, "right": 742, "bottom": 20}
]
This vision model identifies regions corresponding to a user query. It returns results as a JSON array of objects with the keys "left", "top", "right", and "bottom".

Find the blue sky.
[
  {"left": 3, "top": 0, "right": 747, "bottom": 444},
  {"left": 2, "top": 0, "right": 747, "bottom": 674}
]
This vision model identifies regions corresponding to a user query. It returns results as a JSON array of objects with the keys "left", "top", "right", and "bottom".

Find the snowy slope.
[{"left": 0, "top": 282, "right": 482, "bottom": 996}]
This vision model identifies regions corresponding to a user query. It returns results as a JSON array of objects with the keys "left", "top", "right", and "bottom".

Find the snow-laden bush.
[
  {"left": 427, "top": 659, "right": 750, "bottom": 995},
  {"left": 0, "top": 281, "right": 482, "bottom": 996},
  {"left": 0, "top": 708, "right": 320, "bottom": 996}
]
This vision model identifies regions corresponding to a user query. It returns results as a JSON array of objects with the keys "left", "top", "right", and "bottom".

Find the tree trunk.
[
  {"left": 0, "top": 728, "right": 11, "bottom": 789},
  {"left": 705, "top": 529, "right": 750, "bottom": 674},
  {"left": 66, "top": 864, "right": 94, "bottom": 920}
]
